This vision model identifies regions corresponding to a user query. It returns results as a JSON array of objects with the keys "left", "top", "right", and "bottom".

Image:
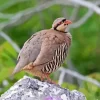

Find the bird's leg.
[
  {"left": 40, "top": 76, "right": 45, "bottom": 82},
  {"left": 45, "top": 73, "right": 57, "bottom": 84},
  {"left": 35, "top": 72, "right": 45, "bottom": 82}
]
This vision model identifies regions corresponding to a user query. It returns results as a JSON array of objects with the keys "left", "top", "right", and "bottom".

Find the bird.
[{"left": 13, "top": 17, "right": 72, "bottom": 84}]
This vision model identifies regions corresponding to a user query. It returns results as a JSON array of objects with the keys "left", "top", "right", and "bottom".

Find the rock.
[{"left": 0, "top": 76, "right": 86, "bottom": 100}]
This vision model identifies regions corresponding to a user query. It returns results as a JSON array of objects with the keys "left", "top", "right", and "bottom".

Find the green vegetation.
[{"left": 0, "top": 0, "right": 100, "bottom": 99}]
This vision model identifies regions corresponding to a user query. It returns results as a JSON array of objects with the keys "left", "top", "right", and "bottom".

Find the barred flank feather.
[{"left": 42, "top": 43, "right": 68, "bottom": 73}]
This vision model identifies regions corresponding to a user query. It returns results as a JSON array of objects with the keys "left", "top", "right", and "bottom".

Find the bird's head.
[{"left": 52, "top": 17, "right": 72, "bottom": 32}]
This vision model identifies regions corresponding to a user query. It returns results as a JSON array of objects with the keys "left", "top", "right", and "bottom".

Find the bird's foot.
[
  {"left": 47, "top": 79, "right": 58, "bottom": 85},
  {"left": 37, "top": 73, "right": 58, "bottom": 85},
  {"left": 44, "top": 73, "right": 58, "bottom": 85},
  {"left": 40, "top": 76, "right": 45, "bottom": 82}
]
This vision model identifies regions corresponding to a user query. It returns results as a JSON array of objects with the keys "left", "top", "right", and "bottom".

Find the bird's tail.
[{"left": 11, "top": 62, "right": 24, "bottom": 76}]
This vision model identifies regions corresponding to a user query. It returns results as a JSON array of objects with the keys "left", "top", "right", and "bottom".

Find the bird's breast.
[{"left": 64, "top": 33, "right": 72, "bottom": 47}]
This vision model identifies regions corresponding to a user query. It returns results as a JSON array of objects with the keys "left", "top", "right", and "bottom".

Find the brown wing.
[
  {"left": 13, "top": 30, "right": 47, "bottom": 74},
  {"left": 33, "top": 31, "right": 65, "bottom": 67}
]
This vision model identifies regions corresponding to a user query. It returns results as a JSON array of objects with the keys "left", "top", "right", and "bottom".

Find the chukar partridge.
[{"left": 13, "top": 17, "right": 72, "bottom": 84}]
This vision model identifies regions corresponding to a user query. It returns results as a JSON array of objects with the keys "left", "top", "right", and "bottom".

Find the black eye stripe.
[
  {"left": 57, "top": 19, "right": 66, "bottom": 25},
  {"left": 57, "top": 19, "right": 66, "bottom": 26},
  {"left": 54, "top": 19, "right": 66, "bottom": 30},
  {"left": 62, "top": 19, "right": 66, "bottom": 22},
  {"left": 54, "top": 22, "right": 61, "bottom": 30}
]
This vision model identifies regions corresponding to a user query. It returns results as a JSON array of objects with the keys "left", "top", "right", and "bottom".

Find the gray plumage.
[{"left": 13, "top": 17, "right": 72, "bottom": 83}]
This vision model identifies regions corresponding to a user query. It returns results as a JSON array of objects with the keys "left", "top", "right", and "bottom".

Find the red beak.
[{"left": 64, "top": 20, "right": 72, "bottom": 25}]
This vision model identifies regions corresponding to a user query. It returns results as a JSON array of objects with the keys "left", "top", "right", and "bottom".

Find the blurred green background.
[{"left": 0, "top": 0, "right": 100, "bottom": 99}]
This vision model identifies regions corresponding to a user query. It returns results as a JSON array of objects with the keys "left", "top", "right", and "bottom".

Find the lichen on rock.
[{"left": 0, "top": 76, "right": 86, "bottom": 100}]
